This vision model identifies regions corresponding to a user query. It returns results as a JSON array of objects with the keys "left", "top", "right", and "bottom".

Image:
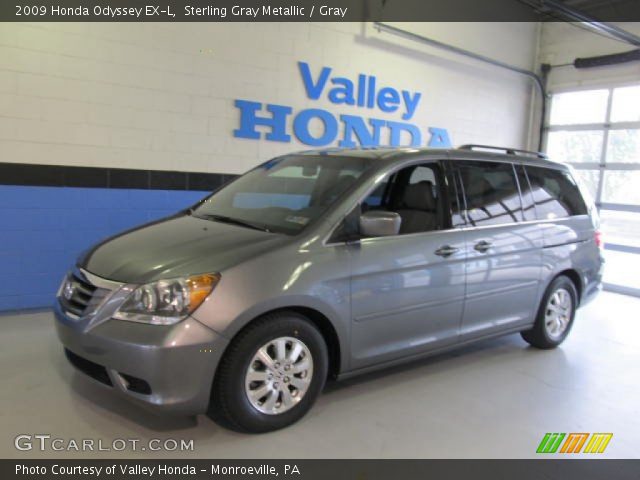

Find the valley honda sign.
[{"left": 234, "top": 61, "right": 452, "bottom": 148}]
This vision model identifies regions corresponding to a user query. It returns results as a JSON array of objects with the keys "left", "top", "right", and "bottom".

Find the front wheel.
[
  {"left": 208, "top": 312, "right": 328, "bottom": 433},
  {"left": 521, "top": 275, "right": 578, "bottom": 349}
]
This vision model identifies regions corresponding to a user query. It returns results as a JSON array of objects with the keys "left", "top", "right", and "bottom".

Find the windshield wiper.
[{"left": 196, "top": 213, "right": 272, "bottom": 233}]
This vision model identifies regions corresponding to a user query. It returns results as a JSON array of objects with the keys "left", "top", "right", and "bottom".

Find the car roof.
[{"left": 295, "top": 146, "right": 568, "bottom": 170}]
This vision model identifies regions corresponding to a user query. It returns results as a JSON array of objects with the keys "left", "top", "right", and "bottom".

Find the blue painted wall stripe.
[{"left": 0, "top": 185, "right": 209, "bottom": 311}]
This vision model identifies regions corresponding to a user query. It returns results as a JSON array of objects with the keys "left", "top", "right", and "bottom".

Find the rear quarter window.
[{"left": 525, "top": 165, "right": 588, "bottom": 219}]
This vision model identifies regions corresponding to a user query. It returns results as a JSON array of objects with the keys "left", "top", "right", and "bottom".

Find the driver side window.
[{"left": 362, "top": 163, "right": 443, "bottom": 236}]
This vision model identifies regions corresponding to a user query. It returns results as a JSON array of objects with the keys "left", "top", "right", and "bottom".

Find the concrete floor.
[{"left": 1, "top": 291, "right": 638, "bottom": 459}]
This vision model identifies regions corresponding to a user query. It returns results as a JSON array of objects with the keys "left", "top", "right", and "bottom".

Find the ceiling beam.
[{"left": 521, "top": 0, "right": 640, "bottom": 46}]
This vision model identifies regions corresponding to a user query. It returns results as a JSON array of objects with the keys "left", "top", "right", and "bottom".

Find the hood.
[{"left": 79, "top": 214, "right": 290, "bottom": 284}]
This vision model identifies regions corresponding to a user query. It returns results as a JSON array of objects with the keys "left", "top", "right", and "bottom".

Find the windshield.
[{"left": 191, "top": 154, "right": 374, "bottom": 234}]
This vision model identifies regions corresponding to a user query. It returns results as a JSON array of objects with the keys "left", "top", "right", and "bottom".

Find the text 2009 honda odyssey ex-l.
[{"left": 55, "top": 145, "right": 603, "bottom": 432}]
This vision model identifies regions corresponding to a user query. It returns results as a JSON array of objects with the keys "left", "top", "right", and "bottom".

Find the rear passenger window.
[
  {"left": 525, "top": 166, "right": 588, "bottom": 219},
  {"left": 458, "top": 161, "right": 524, "bottom": 226}
]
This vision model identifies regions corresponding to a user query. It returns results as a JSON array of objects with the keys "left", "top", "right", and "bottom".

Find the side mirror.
[{"left": 359, "top": 211, "right": 401, "bottom": 237}]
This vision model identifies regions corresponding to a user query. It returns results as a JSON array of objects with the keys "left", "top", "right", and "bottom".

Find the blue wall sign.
[{"left": 234, "top": 61, "right": 452, "bottom": 148}]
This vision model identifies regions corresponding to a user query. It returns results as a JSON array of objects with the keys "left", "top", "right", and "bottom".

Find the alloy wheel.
[
  {"left": 544, "top": 288, "right": 573, "bottom": 340},
  {"left": 244, "top": 337, "right": 314, "bottom": 415}
]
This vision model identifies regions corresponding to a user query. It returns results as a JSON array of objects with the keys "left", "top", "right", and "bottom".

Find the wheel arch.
[
  {"left": 554, "top": 268, "right": 583, "bottom": 305},
  {"left": 270, "top": 306, "right": 342, "bottom": 380},
  {"left": 213, "top": 304, "right": 344, "bottom": 383}
]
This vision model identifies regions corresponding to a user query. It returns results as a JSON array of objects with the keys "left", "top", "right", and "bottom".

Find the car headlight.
[{"left": 113, "top": 273, "right": 220, "bottom": 325}]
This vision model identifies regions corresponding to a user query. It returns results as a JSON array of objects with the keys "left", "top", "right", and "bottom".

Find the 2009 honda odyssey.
[{"left": 55, "top": 145, "right": 603, "bottom": 432}]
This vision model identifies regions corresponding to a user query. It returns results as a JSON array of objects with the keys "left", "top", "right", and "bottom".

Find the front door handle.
[
  {"left": 435, "top": 245, "right": 459, "bottom": 257},
  {"left": 474, "top": 240, "right": 492, "bottom": 253}
]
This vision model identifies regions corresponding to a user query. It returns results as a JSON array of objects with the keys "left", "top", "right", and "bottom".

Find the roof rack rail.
[{"left": 458, "top": 144, "right": 548, "bottom": 159}]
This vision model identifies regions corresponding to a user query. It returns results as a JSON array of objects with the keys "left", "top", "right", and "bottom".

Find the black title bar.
[{"left": 2, "top": 0, "right": 639, "bottom": 22}]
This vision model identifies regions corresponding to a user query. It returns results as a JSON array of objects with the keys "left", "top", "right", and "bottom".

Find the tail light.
[{"left": 594, "top": 230, "right": 604, "bottom": 249}]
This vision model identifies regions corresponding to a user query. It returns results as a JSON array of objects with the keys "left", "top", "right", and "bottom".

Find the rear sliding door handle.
[
  {"left": 435, "top": 245, "right": 459, "bottom": 257},
  {"left": 474, "top": 240, "right": 492, "bottom": 253}
]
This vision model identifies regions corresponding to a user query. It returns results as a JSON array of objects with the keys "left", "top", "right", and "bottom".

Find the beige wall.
[{"left": 0, "top": 22, "right": 538, "bottom": 174}]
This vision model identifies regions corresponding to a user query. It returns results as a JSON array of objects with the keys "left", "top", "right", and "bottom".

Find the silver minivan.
[{"left": 55, "top": 145, "right": 604, "bottom": 432}]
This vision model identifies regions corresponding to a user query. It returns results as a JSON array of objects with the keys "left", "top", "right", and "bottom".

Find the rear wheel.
[
  {"left": 208, "top": 312, "right": 328, "bottom": 433},
  {"left": 521, "top": 275, "right": 577, "bottom": 349}
]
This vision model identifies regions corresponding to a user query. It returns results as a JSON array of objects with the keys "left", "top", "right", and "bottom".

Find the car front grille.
[{"left": 59, "top": 272, "right": 111, "bottom": 318}]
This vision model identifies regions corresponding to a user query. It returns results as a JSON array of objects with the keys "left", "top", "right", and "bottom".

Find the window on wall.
[{"left": 544, "top": 84, "right": 640, "bottom": 297}]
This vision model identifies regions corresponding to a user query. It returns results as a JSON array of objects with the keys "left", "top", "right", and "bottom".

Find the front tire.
[
  {"left": 521, "top": 275, "right": 577, "bottom": 349},
  {"left": 208, "top": 312, "right": 328, "bottom": 433}
]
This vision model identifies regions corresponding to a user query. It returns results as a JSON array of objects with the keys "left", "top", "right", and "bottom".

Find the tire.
[
  {"left": 208, "top": 311, "right": 328, "bottom": 433},
  {"left": 521, "top": 275, "right": 578, "bottom": 349}
]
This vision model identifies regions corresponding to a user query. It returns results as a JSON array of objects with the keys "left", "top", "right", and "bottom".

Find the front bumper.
[{"left": 54, "top": 302, "right": 229, "bottom": 415}]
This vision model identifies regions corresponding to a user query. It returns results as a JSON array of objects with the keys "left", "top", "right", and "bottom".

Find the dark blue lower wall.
[{"left": 0, "top": 185, "right": 209, "bottom": 311}]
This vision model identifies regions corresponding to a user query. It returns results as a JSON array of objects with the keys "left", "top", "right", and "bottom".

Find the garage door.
[{"left": 545, "top": 85, "right": 640, "bottom": 297}]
